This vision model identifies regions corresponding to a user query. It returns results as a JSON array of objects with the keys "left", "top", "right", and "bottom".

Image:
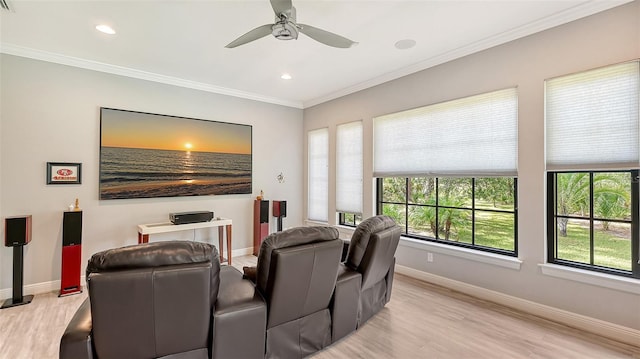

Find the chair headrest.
[
  {"left": 346, "top": 215, "right": 398, "bottom": 269},
  {"left": 256, "top": 226, "right": 339, "bottom": 293},
  {"left": 260, "top": 226, "right": 339, "bottom": 251},
  {"left": 87, "top": 241, "right": 217, "bottom": 276}
]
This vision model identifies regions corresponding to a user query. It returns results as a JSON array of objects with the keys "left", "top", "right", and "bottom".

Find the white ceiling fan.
[{"left": 225, "top": 0, "right": 358, "bottom": 49}]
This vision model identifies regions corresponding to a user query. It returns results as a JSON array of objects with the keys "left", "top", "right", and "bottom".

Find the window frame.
[
  {"left": 338, "top": 212, "right": 362, "bottom": 227},
  {"left": 546, "top": 170, "right": 640, "bottom": 279},
  {"left": 376, "top": 176, "right": 518, "bottom": 257}
]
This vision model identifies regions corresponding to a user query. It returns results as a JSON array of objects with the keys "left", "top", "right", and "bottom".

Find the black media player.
[{"left": 170, "top": 211, "right": 214, "bottom": 225}]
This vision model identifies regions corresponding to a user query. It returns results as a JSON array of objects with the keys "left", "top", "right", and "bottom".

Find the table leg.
[
  {"left": 218, "top": 227, "right": 224, "bottom": 263},
  {"left": 226, "top": 224, "right": 232, "bottom": 266},
  {"left": 138, "top": 233, "right": 149, "bottom": 244}
]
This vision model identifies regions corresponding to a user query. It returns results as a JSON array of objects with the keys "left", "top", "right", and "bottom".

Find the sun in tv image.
[{"left": 100, "top": 108, "right": 252, "bottom": 200}]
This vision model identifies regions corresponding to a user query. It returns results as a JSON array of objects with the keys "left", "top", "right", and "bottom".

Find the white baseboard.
[
  {"left": 0, "top": 276, "right": 87, "bottom": 299},
  {"left": 395, "top": 264, "right": 640, "bottom": 348},
  {"left": 232, "top": 246, "right": 254, "bottom": 257}
]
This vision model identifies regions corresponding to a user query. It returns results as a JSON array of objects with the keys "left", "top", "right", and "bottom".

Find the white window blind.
[
  {"left": 336, "top": 121, "right": 363, "bottom": 214},
  {"left": 545, "top": 61, "right": 640, "bottom": 170},
  {"left": 308, "top": 128, "right": 329, "bottom": 222},
  {"left": 373, "top": 88, "right": 518, "bottom": 177}
]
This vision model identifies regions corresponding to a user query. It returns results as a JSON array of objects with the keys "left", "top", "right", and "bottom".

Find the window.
[
  {"left": 308, "top": 128, "right": 329, "bottom": 222},
  {"left": 545, "top": 61, "right": 640, "bottom": 278},
  {"left": 373, "top": 88, "right": 518, "bottom": 255},
  {"left": 547, "top": 171, "right": 639, "bottom": 277},
  {"left": 336, "top": 121, "right": 363, "bottom": 225},
  {"left": 338, "top": 213, "right": 362, "bottom": 227},
  {"left": 379, "top": 177, "right": 517, "bottom": 255}
]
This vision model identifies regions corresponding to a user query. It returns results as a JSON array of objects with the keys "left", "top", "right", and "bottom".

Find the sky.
[{"left": 100, "top": 108, "right": 252, "bottom": 154}]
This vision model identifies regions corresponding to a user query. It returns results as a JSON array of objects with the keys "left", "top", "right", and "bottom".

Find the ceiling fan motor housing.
[{"left": 272, "top": 22, "right": 298, "bottom": 40}]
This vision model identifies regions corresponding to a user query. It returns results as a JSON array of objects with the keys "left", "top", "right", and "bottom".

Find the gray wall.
[
  {"left": 304, "top": 2, "right": 640, "bottom": 329},
  {"left": 0, "top": 55, "right": 304, "bottom": 290}
]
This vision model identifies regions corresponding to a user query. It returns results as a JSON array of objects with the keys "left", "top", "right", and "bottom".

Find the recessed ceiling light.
[
  {"left": 394, "top": 39, "right": 416, "bottom": 50},
  {"left": 281, "top": 73, "right": 292, "bottom": 80},
  {"left": 96, "top": 24, "right": 116, "bottom": 35}
]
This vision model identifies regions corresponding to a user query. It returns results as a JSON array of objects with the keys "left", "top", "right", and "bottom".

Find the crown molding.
[
  {"left": 0, "top": 1, "right": 631, "bottom": 110},
  {"left": 0, "top": 43, "right": 304, "bottom": 109},
  {"left": 302, "top": 0, "right": 633, "bottom": 108}
]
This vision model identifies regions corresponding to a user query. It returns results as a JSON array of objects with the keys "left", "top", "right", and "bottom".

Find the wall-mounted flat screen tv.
[{"left": 100, "top": 108, "right": 252, "bottom": 200}]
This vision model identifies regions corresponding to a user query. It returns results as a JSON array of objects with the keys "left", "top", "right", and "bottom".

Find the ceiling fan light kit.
[{"left": 226, "top": 0, "right": 357, "bottom": 49}]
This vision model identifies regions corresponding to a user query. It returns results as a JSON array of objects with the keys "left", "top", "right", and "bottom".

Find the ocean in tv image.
[{"left": 100, "top": 108, "right": 252, "bottom": 200}]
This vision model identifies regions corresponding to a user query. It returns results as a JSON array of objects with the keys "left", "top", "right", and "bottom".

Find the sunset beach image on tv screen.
[{"left": 99, "top": 108, "right": 252, "bottom": 200}]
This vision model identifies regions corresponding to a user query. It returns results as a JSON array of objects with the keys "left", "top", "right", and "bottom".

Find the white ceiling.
[{"left": 0, "top": 0, "right": 632, "bottom": 109}]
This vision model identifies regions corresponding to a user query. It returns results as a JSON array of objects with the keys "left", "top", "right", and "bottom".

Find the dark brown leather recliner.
[
  {"left": 331, "top": 215, "right": 401, "bottom": 342},
  {"left": 249, "top": 226, "right": 343, "bottom": 359},
  {"left": 60, "top": 240, "right": 267, "bottom": 359}
]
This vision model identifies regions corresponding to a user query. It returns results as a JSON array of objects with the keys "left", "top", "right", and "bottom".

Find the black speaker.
[
  {"left": 5, "top": 216, "right": 32, "bottom": 247},
  {"left": 273, "top": 201, "right": 287, "bottom": 218},
  {"left": 63, "top": 211, "right": 82, "bottom": 246},
  {"left": 259, "top": 200, "right": 269, "bottom": 223}
]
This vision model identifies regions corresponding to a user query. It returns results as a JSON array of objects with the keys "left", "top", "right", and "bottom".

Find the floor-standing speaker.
[
  {"left": 59, "top": 211, "right": 82, "bottom": 297},
  {"left": 273, "top": 200, "right": 287, "bottom": 232},
  {"left": 2, "top": 215, "right": 34, "bottom": 309},
  {"left": 253, "top": 200, "right": 269, "bottom": 256}
]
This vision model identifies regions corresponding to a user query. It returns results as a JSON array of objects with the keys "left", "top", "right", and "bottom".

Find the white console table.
[{"left": 137, "top": 218, "right": 233, "bottom": 265}]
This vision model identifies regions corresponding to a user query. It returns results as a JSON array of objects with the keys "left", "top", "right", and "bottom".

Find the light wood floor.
[{"left": 1, "top": 255, "right": 638, "bottom": 358}]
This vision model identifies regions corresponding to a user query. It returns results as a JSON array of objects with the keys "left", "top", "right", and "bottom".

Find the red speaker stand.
[
  {"left": 59, "top": 211, "right": 83, "bottom": 297},
  {"left": 253, "top": 200, "right": 269, "bottom": 256},
  {"left": 59, "top": 244, "right": 82, "bottom": 296}
]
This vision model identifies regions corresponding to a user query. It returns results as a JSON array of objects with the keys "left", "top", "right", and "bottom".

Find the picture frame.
[
  {"left": 47, "top": 162, "right": 82, "bottom": 185},
  {"left": 99, "top": 107, "right": 252, "bottom": 200}
]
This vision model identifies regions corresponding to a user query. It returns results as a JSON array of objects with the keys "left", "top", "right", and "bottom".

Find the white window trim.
[
  {"left": 539, "top": 263, "right": 640, "bottom": 295},
  {"left": 378, "top": 235, "right": 523, "bottom": 270}
]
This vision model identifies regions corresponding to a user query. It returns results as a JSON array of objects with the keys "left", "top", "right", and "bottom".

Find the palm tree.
[
  {"left": 437, "top": 198, "right": 470, "bottom": 241},
  {"left": 409, "top": 196, "right": 469, "bottom": 240},
  {"left": 556, "top": 173, "right": 589, "bottom": 236},
  {"left": 593, "top": 173, "right": 630, "bottom": 230},
  {"left": 555, "top": 173, "right": 629, "bottom": 236}
]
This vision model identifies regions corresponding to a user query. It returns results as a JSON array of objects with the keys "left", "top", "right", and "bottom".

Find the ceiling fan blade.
[
  {"left": 298, "top": 24, "right": 357, "bottom": 48},
  {"left": 270, "top": 0, "right": 293, "bottom": 17},
  {"left": 225, "top": 24, "right": 273, "bottom": 48}
]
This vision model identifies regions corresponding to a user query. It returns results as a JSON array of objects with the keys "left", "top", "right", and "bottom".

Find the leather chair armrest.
[
  {"left": 331, "top": 264, "right": 362, "bottom": 343},
  {"left": 59, "top": 297, "right": 95, "bottom": 359},
  {"left": 212, "top": 266, "right": 266, "bottom": 359}
]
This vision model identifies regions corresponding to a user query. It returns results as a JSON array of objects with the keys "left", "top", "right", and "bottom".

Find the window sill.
[
  {"left": 399, "top": 237, "right": 522, "bottom": 270},
  {"left": 539, "top": 263, "right": 640, "bottom": 295},
  {"left": 305, "top": 219, "right": 328, "bottom": 226},
  {"left": 334, "top": 225, "right": 356, "bottom": 239}
]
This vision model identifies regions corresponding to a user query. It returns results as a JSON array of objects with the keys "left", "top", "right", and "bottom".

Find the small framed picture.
[{"left": 47, "top": 162, "right": 82, "bottom": 185}]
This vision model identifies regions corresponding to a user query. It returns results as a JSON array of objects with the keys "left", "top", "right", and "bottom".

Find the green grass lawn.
[{"left": 558, "top": 221, "right": 631, "bottom": 271}]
